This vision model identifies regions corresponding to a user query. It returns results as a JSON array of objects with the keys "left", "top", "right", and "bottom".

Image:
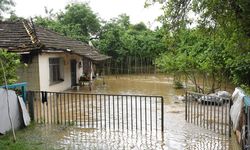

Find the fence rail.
[
  {"left": 103, "top": 57, "right": 157, "bottom": 75},
  {"left": 27, "top": 91, "right": 164, "bottom": 132},
  {"left": 185, "top": 92, "right": 231, "bottom": 136}
]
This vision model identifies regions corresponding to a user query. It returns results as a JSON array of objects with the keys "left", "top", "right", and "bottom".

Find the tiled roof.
[
  {"left": 0, "top": 20, "right": 110, "bottom": 62},
  {"left": 35, "top": 26, "right": 110, "bottom": 61},
  {"left": 0, "top": 21, "right": 39, "bottom": 51}
]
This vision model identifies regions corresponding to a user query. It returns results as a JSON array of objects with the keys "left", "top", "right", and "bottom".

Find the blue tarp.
[
  {"left": 0, "top": 82, "right": 27, "bottom": 103},
  {"left": 244, "top": 96, "right": 250, "bottom": 113}
]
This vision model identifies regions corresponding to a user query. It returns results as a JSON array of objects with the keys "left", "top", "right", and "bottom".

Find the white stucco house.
[{"left": 0, "top": 20, "right": 110, "bottom": 92}]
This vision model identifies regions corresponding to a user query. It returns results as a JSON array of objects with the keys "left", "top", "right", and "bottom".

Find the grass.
[{"left": 0, "top": 123, "right": 49, "bottom": 150}]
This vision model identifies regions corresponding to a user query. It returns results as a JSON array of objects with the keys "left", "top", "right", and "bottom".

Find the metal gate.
[
  {"left": 26, "top": 91, "right": 164, "bottom": 132},
  {"left": 185, "top": 92, "right": 231, "bottom": 136}
]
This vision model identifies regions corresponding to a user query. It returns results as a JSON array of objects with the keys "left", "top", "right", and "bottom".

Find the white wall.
[{"left": 38, "top": 52, "right": 83, "bottom": 92}]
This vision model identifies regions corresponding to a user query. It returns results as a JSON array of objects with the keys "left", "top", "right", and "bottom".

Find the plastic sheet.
[
  {"left": 230, "top": 87, "right": 246, "bottom": 131},
  {"left": 0, "top": 88, "right": 30, "bottom": 134},
  {"left": 18, "top": 96, "right": 30, "bottom": 126}
]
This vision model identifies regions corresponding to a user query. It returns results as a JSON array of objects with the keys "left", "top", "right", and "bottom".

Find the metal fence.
[
  {"left": 185, "top": 92, "right": 231, "bottom": 136},
  {"left": 26, "top": 91, "right": 164, "bottom": 132}
]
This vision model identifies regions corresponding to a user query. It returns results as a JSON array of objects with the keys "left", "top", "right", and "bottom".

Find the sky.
[{"left": 13, "top": 0, "right": 163, "bottom": 29}]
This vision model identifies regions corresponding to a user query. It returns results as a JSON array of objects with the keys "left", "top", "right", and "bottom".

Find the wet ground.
[{"left": 31, "top": 75, "right": 240, "bottom": 149}]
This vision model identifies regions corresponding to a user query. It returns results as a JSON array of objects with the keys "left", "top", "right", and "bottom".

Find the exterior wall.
[
  {"left": 17, "top": 55, "right": 40, "bottom": 91},
  {"left": 38, "top": 52, "right": 83, "bottom": 92}
]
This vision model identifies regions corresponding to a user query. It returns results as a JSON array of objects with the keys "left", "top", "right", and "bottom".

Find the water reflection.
[
  {"left": 27, "top": 123, "right": 231, "bottom": 149},
  {"left": 50, "top": 126, "right": 229, "bottom": 150},
  {"left": 56, "top": 128, "right": 161, "bottom": 149},
  {"left": 79, "top": 75, "right": 185, "bottom": 104}
]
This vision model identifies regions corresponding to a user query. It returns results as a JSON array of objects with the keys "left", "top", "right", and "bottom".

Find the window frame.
[{"left": 49, "top": 57, "right": 64, "bottom": 85}]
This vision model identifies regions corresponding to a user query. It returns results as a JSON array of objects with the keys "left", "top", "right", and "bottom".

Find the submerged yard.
[
  {"left": 0, "top": 75, "right": 240, "bottom": 149},
  {"left": 0, "top": 0, "right": 249, "bottom": 149}
]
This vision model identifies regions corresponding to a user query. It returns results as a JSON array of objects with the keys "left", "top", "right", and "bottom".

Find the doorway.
[{"left": 70, "top": 59, "right": 77, "bottom": 86}]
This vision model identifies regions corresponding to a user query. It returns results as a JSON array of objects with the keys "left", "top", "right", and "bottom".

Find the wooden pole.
[{"left": 89, "top": 61, "right": 93, "bottom": 91}]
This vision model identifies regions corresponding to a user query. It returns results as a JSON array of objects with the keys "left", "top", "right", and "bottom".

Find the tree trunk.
[
  {"left": 140, "top": 56, "right": 143, "bottom": 74},
  {"left": 211, "top": 72, "right": 216, "bottom": 93}
]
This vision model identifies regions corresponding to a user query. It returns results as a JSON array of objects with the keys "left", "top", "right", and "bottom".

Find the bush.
[
  {"left": 241, "top": 84, "right": 250, "bottom": 95},
  {"left": 0, "top": 49, "right": 20, "bottom": 85}
]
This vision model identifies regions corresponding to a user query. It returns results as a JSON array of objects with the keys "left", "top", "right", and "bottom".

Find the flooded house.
[{"left": 0, "top": 20, "right": 110, "bottom": 91}]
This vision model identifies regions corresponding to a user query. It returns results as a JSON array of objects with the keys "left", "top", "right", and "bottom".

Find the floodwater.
[
  {"left": 85, "top": 75, "right": 184, "bottom": 103},
  {"left": 34, "top": 75, "right": 240, "bottom": 149}
]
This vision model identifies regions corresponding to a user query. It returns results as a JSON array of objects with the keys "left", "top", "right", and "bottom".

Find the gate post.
[
  {"left": 27, "top": 91, "right": 34, "bottom": 121},
  {"left": 229, "top": 99, "right": 232, "bottom": 137},
  {"left": 161, "top": 97, "right": 164, "bottom": 132},
  {"left": 185, "top": 92, "right": 187, "bottom": 121}
]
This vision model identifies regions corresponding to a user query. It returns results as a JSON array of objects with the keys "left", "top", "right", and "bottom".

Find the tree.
[
  {"left": 0, "top": 0, "right": 14, "bottom": 20},
  {"left": 35, "top": 3, "right": 101, "bottom": 43},
  {"left": 0, "top": 49, "right": 20, "bottom": 85},
  {"left": 95, "top": 14, "right": 167, "bottom": 74},
  {"left": 156, "top": 27, "right": 230, "bottom": 93},
  {"left": 148, "top": 0, "right": 250, "bottom": 91},
  {"left": 97, "top": 15, "right": 166, "bottom": 63},
  {"left": 6, "top": 11, "right": 24, "bottom": 21}
]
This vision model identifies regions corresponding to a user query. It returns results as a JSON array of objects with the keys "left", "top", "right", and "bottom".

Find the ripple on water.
[
  {"left": 50, "top": 75, "right": 234, "bottom": 149},
  {"left": 50, "top": 126, "right": 230, "bottom": 150}
]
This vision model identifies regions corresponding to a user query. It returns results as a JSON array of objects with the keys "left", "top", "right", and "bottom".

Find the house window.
[{"left": 49, "top": 58, "right": 64, "bottom": 84}]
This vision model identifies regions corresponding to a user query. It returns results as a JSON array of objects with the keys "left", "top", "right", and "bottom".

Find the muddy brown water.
[
  {"left": 84, "top": 75, "right": 184, "bottom": 103},
  {"left": 33, "top": 75, "right": 240, "bottom": 149}
]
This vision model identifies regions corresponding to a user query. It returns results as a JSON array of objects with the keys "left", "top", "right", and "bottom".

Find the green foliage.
[
  {"left": 6, "top": 11, "right": 24, "bottom": 21},
  {"left": 149, "top": 0, "right": 250, "bottom": 91},
  {"left": 0, "top": 49, "right": 20, "bottom": 85},
  {"left": 58, "top": 3, "right": 100, "bottom": 36},
  {"left": 97, "top": 15, "right": 166, "bottom": 63},
  {"left": 35, "top": 3, "right": 100, "bottom": 43},
  {"left": 241, "top": 84, "right": 250, "bottom": 95},
  {"left": 156, "top": 27, "right": 230, "bottom": 93}
]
